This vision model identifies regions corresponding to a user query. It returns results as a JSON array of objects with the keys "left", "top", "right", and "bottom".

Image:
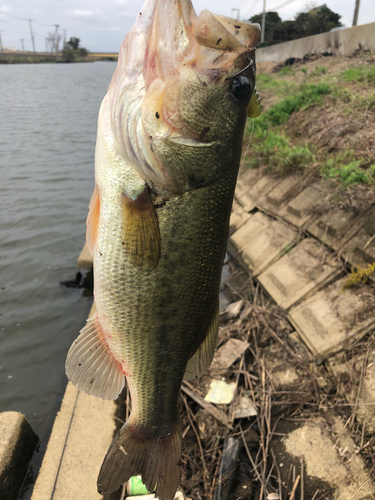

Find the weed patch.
[
  {"left": 257, "top": 83, "right": 332, "bottom": 128},
  {"left": 248, "top": 131, "right": 315, "bottom": 175},
  {"left": 342, "top": 64, "right": 375, "bottom": 84},
  {"left": 322, "top": 156, "right": 375, "bottom": 187}
]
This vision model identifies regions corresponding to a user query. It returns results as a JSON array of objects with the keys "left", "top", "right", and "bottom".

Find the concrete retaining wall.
[{"left": 257, "top": 22, "right": 375, "bottom": 63}]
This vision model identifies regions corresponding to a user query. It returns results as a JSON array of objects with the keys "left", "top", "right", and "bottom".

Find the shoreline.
[{"left": 0, "top": 53, "right": 118, "bottom": 64}]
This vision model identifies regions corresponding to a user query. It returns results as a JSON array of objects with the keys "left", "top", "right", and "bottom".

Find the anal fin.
[
  {"left": 184, "top": 300, "right": 219, "bottom": 380},
  {"left": 65, "top": 313, "right": 125, "bottom": 400},
  {"left": 122, "top": 184, "right": 161, "bottom": 270}
]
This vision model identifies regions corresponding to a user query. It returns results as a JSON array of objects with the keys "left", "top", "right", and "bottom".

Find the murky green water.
[{"left": 0, "top": 61, "right": 117, "bottom": 444}]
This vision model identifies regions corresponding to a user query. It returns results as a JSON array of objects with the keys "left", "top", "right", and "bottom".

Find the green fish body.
[{"left": 66, "top": 0, "right": 260, "bottom": 498}]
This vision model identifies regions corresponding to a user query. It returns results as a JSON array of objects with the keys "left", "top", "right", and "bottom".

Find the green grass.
[
  {"left": 256, "top": 73, "right": 298, "bottom": 95},
  {"left": 278, "top": 66, "right": 295, "bottom": 76},
  {"left": 341, "top": 64, "right": 375, "bottom": 84},
  {"left": 255, "top": 83, "right": 332, "bottom": 130},
  {"left": 321, "top": 156, "right": 375, "bottom": 187},
  {"left": 309, "top": 65, "right": 327, "bottom": 77},
  {"left": 248, "top": 132, "right": 315, "bottom": 175},
  {"left": 248, "top": 60, "right": 375, "bottom": 189}
]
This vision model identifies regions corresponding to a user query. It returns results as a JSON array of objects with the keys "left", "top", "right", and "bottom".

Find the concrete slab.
[
  {"left": 258, "top": 239, "right": 340, "bottom": 309},
  {"left": 229, "top": 212, "right": 298, "bottom": 276},
  {"left": 229, "top": 200, "right": 251, "bottom": 236},
  {"left": 235, "top": 175, "right": 282, "bottom": 212},
  {"left": 288, "top": 277, "right": 375, "bottom": 357},
  {"left": 31, "top": 302, "right": 118, "bottom": 500},
  {"left": 342, "top": 207, "right": 375, "bottom": 274},
  {"left": 279, "top": 181, "right": 334, "bottom": 227},
  {"left": 77, "top": 242, "right": 93, "bottom": 269},
  {"left": 271, "top": 415, "right": 375, "bottom": 499},
  {"left": 0, "top": 412, "right": 38, "bottom": 500},
  {"left": 307, "top": 206, "right": 366, "bottom": 251},
  {"left": 256, "top": 175, "right": 304, "bottom": 215},
  {"left": 234, "top": 167, "right": 261, "bottom": 200}
]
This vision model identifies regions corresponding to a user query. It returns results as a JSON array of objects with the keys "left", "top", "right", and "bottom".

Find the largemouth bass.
[{"left": 66, "top": 0, "right": 260, "bottom": 498}]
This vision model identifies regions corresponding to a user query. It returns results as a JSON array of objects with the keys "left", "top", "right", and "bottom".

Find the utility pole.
[
  {"left": 352, "top": 0, "right": 360, "bottom": 26},
  {"left": 261, "top": 0, "right": 266, "bottom": 44},
  {"left": 21, "top": 38, "right": 24, "bottom": 51},
  {"left": 231, "top": 8, "right": 240, "bottom": 20},
  {"left": 0, "top": 31, "right": 3, "bottom": 53},
  {"left": 53, "top": 24, "right": 59, "bottom": 53},
  {"left": 28, "top": 18, "right": 36, "bottom": 53}
]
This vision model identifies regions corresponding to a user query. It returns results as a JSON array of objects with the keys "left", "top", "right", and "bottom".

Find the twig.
[
  {"left": 289, "top": 475, "right": 300, "bottom": 500},
  {"left": 270, "top": 448, "right": 283, "bottom": 500},
  {"left": 120, "top": 484, "right": 126, "bottom": 500},
  {"left": 182, "top": 394, "right": 208, "bottom": 498},
  {"left": 239, "top": 424, "right": 263, "bottom": 485}
]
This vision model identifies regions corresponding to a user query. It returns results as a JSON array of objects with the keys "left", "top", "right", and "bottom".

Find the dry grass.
[{"left": 175, "top": 271, "right": 375, "bottom": 500}]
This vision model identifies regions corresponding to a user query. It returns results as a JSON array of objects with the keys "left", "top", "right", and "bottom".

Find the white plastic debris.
[{"left": 204, "top": 380, "right": 236, "bottom": 404}]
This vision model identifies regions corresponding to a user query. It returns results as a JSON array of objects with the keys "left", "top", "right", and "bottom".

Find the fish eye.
[{"left": 231, "top": 75, "right": 253, "bottom": 102}]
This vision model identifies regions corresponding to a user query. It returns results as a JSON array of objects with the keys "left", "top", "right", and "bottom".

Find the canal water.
[{"left": 0, "top": 60, "right": 117, "bottom": 478}]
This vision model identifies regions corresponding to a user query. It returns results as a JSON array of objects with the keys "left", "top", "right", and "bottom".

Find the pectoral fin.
[
  {"left": 184, "top": 301, "right": 219, "bottom": 380},
  {"left": 122, "top": 184, "right": 161, "bottom": 270}
]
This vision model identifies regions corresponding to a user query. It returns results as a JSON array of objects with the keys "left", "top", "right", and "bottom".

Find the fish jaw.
[{"left": 107, "top": 0, "right": 260, "bottom": 193}]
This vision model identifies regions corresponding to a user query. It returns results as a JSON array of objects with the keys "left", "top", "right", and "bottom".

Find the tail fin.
[{"left": 97, "top": 417, "right": 182, "bottom": 500}]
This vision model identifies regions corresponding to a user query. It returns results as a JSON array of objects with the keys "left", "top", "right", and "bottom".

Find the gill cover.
[{"left": 108, "top": 0, "right": 260, "bottom": 193}]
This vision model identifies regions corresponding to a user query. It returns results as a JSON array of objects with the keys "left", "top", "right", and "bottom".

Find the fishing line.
[
  {"left": 49, "top": 389, "right": 80, "bottom": 500},
  {"left": 240, "top": 118, "right": 254, "bottom": 171}
]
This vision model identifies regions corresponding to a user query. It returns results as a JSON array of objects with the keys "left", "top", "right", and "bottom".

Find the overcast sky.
[{"left": 1, "top": 0, "right": 374, "bottom": 53}]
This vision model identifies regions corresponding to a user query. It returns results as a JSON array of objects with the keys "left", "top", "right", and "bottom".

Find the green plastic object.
[{"left": 127, "top": 476, "right": 152, "bottom": 496}]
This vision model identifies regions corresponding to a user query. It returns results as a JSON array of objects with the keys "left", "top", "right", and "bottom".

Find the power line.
[
  {"left": 269, "top": 0, "right": 298, "bottom": 13},
  {"left": 1, "top": 11, "right": 54, "bottom": 26}
]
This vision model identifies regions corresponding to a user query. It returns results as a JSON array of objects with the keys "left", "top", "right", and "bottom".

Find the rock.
[
  {"left": 271, "top": 415, "right": 375, "bottom": 499},
  {"left": 0, "top": 411, "right": 38, "bottom": 500}
]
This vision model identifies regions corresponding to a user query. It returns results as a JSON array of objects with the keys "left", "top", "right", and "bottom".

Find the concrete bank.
[
  {"left": 257, "top": 22, "right": 375, "bottom": 63},
  {"left": 30, "top": 302, "right": 119, "bottom": 500}
]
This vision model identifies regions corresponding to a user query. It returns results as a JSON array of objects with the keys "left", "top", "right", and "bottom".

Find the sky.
[{"left": 1, "top": 0, "right": 374, "bottom": 53}]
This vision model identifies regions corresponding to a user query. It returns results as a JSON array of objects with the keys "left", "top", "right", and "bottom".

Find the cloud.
[
  {"left": 114, "top": 0, "right": 128, "bottom": 4},
  {"left": 118, "top": 10, "right": 136, "bottom": 18},
  {"left": 66, "top": 9, "right": 103, "bottom": 19},
  {"left": 89, "top": 26, "right": 122, "bottom": 31},
  {"left": 1, "top": 5, "right": 11, "bottom": 12}
]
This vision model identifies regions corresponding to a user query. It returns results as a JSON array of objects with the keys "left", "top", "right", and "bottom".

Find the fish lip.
[{"left": 167, "top": 136, "right": 213, "bottom": 147}]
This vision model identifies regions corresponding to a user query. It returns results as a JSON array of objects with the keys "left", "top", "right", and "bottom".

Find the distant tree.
[
  {"left": 293, "top": 5, "right": 342, "bottom": 37},
  {"left": 67, "top": 37, "right": 80, "bottom": 50},
  {"left": 249, "top": 4, "right": 342, "bottom": 47},
  {"left": 62, "top": 37, "right": 89, "bottom": 62},
  {"left": 250, "top": 12, "right": 284, "bottom": 46}
]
